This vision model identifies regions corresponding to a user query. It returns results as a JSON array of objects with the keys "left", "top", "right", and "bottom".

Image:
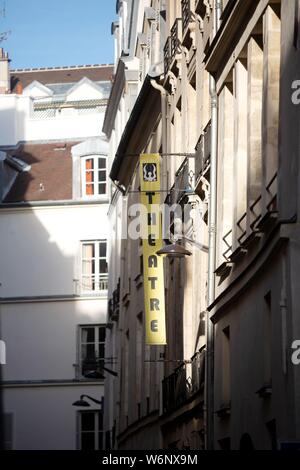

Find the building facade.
[
  {"left": 104, "top": 0, "right": 300, "bottom": 451},
  {"left": 0, "top": 54, "right": 114, "bottom": 449}
]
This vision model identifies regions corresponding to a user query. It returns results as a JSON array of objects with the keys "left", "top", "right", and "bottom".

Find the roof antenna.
[{"left": 0, "top": 2, "right": 11, "bottom": 43}]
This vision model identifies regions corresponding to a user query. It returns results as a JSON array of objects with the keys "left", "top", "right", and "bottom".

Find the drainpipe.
[
  {"left": 205, "top": 0, "right": 222, "bottom": 451},
  {"left": 150, "top": 78, "right": 168, "bottom": 193},
  {"left": 150, "top": 79, "right": 167, "bottom": 151}
]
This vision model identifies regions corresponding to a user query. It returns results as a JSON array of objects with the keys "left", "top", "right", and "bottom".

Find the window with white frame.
[
  {"left": 77, "top": 410, "right": 103, "bottom": 450},
  {"left": 79, "top": 325, "right": 106, "bottom": 379},
  {"left": 81, "top": 240, "right": 108, "bottom": 293},
  {"left": 81, "top": 155, "right": 107, "bottom": 197}
]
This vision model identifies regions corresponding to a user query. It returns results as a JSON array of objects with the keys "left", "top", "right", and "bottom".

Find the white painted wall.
[
  {"left": 0, "top": 70, "right": 111, "bottom": 450},
  {"left": 0, "top": 94, "right": 106, "bottom": 146},
  {"left": 3, "top": 384, "right": 104, "bottom": 450},
  {"left": 0, "top": 200, "right": 109, "bottom": 450},
  {"left": 1, "top": 299, "right": 107, "bottom": 382},
  {"left": 0, "top": 205, "right": 108, "bottom": 298}
]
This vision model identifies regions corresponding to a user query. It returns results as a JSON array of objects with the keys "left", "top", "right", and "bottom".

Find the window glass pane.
[
  {"left": 100, "top": 259, "right": 108, "bottom": 274},
  {"left": 98, "top": 158, "right": 106, "bottom": 169},
  {"left": 98, "top": 183, "right": 106, "bottom": 195},
  {"left": 98, "top": 170, "right": 106, "bottom": 182},
  {"left": 82, "top": 244, "right": 95, "bottom": 259},
  {"left": 86, "top": 171, "right": 94, "bottom": 183},
  {"left": 86, "top": 344, "right": 96, "bottom": 359},
  {"left": 81, "top": 412, "right": 95, "bottom": 432},
  {"left": 81, "top": 344, "right": 96, "bottom": 361},
  {"left": 100, "top": 243, "right": 106, "bottom": 258},
  {"left": 98, "top": 432, "right": 103, "bottom": 450},
  {"left": 81, "top": 432, "right": 95, "bottom": 450},
  {"left": 98, "top": 344, "right": 105, "bottom": 359},
  {"left": 86, "top": 159, "right": 94, "bottom": 170},
  {"left": 86, "top": 184, "right": 94, "bottom": 196},
  {"left": 98, "top": 412, "right": 103, "bottom": 430},
  {"left": 81, "top": 327, "right": 95, "bottom": 344},
  {"left": 98, "top": 327, "right": 106, "bottom": 343},
  {"left": 82, "top": 260, "right": 94, "bottom": 276}
]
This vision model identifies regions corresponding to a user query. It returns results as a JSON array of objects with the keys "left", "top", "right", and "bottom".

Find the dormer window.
[{"left": 81, "top": 155, "right": 107, "bottom": 197}]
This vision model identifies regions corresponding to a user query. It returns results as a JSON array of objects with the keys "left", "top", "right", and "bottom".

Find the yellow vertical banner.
[{"left": 140, "top": 154, "right": 166, "bottom": 345}]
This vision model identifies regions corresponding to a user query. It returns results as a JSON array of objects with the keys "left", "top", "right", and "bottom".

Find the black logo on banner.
[{"left": 143, "top": 163, "right": 157, "bottom": 182}]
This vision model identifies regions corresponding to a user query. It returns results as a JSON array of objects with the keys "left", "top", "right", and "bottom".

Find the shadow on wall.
[{"left": 0, "top": 107, "right": 107, "bottom": 448}]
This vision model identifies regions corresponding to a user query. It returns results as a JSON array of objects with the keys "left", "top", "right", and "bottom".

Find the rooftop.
[{"left": 10, "top": 64, "right": 114, "bottom": 93}]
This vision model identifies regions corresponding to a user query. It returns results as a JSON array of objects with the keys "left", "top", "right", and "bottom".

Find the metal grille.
[
  {"left": 170, "top": 19, "right": 182, "bottom": 62},
  {"left": 164, "top": 36, "right": 171, "bottom": 75},
  {"left": 195, "top": 121, "right": 211, "bottom": 181},
  {"left": 168, "top": 157, "right": 193, "bottom": 206},
  {"left": 33, "top": 99, "right": 107, "bottom": 119},
  {"left": 33, "top": 108, "right": 55, "bottom": 119},
  {"left": 182, "top": 0, "right": 191, "bottom": 34},
  {"left": 162, "top": 349, "right": 205, "bottom": 414},
  {"left": 108, "top": 278, "right": 120, "bottom": 322}
]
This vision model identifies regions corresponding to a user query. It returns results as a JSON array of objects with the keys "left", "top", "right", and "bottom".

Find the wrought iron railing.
[
  {"left": 195, "top": 121, "right": 211, "bottom": 181},
  {"left": 108, "top": 278, "right": 120, "bottom": 322},
  {"left": 182, "top": 0, "right": 192, "bottom": 34},
  {"left": 168, "top": 157, "right": 194, "bottom": 205},
  {"left": 33, "top": 99, "right": 107, "bottom": 119},
  {"left": 249, "top": 194, "right": 262, "bottom": 230},
  {"left": 190, "top": 349, "right": 206, "bottom": 395},
  {"left": 220, "top": 172, "right": 278, "bottom": 262},
  {"left": 222, "top": 229, "right": 233, "bottom": 261},
  {"left": 164, "top": 36, "right": 171, "bottom": 75},
  {"left": 162, "top": 349, "right": 205, "bottom": 414},
  {"left": 81, "top": 274, "right": 108, "bottom": 293},
  {"left": 266, "top": 172, "right": 278, "bottom": 212},
  {"left": 237, "top": 211, "right": 247, "bottom": 245},
  {"left": 170, "top": 19, "right": 182, "bottom": 63}
]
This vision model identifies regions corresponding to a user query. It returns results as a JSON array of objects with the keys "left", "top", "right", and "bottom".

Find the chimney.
[
  {"left": 15, "top": 81, "right": 23, "bottom": 95},
  {"left": 0, "top": 48, "right": 11, "bottom": 94}
]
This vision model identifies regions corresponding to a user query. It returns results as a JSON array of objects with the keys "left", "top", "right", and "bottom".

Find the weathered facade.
[
  {"left": 0, "top": 59, "right": 113, "bottom": 449},
  {"left": 104, "top": 0, "right": 300, "bottom": 450}
]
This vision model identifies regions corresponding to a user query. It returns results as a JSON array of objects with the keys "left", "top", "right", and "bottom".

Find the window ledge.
[
  {"left": 256, "top": 384, "right": 272, "bottom": 399},
  {"left": 215, "top": 403, "right": 231, "bottom": 419},
  {"left": 134, "top": 273, "right": 143, "bottom": 288},
  {"left": 77, "top": 291, "right": 108, "bottom": 299}
]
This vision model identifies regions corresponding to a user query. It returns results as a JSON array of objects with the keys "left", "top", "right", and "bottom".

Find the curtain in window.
[
  {"left": 82, "top": 244, "right": 94, "bottom": 291},
  {"left": 85, "top": 159, "right": 94, "bottom": 195}
]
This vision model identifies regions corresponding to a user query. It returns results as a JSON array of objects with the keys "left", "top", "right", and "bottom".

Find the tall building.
[
  {"left": 104, "top": 0, "right": 300, "bottom": 450},
  {"left": 0, "top": 52, "right": 114, "bottom": 450}
]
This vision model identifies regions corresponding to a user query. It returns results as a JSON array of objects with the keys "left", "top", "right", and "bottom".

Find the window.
[
  {"left": 4, "top": 413, "right": 13, "bottom": 450},
  {"left": 81, "top": 240, "right": 108, "bottom": 293},
  {"left": 79, "top": 325, "right": 106, "bottom": 378},
  {"left": 77, "top": 411, "right": 103, "bottom": 450},
  {"left": 221, "top": 326, "right": 231, "bottom": 406},
  {"left": 81, "top": 155, "right": 107, "bottom": 197}
]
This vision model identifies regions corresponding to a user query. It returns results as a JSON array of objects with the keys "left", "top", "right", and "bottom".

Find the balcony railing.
[
  {"left": 219, "top": 172, "right": 278, "bottom": 263},
  {"left": 168, "top": 157, "right": 194, "bottom": 206},
  {"left": 81, "top": 273, "right": 108, "bottom": 293},
  {"left": 171, "top": 18, "right": 182, "bottom": 61},
  {"left": 164, "top": 36, "right": 171, "bottom": 76},
  {"left": 164, "top": 19, "right": 183, "bottom": 76},
  {"left": 162, "top": 349, "right": 205, "bottom": 414},
  {"left": 195, "top": 0, "right": 206, "bottom": 17},
  {"left": 108, "top": 278, "right": 120, "bottom": 322},
  {"left": 182, "top": 0, "right": 192, "bottom": 35},
  {"left": 33, "top": 99, "right": 107, "bottom": 119},
  {"left": 195, "top": 122, "right": 211, "bottom": 182}
]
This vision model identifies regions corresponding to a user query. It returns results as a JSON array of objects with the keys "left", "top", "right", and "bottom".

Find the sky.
[{"left": 1, "top": 0, "right": 116, "bottom": 69}]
